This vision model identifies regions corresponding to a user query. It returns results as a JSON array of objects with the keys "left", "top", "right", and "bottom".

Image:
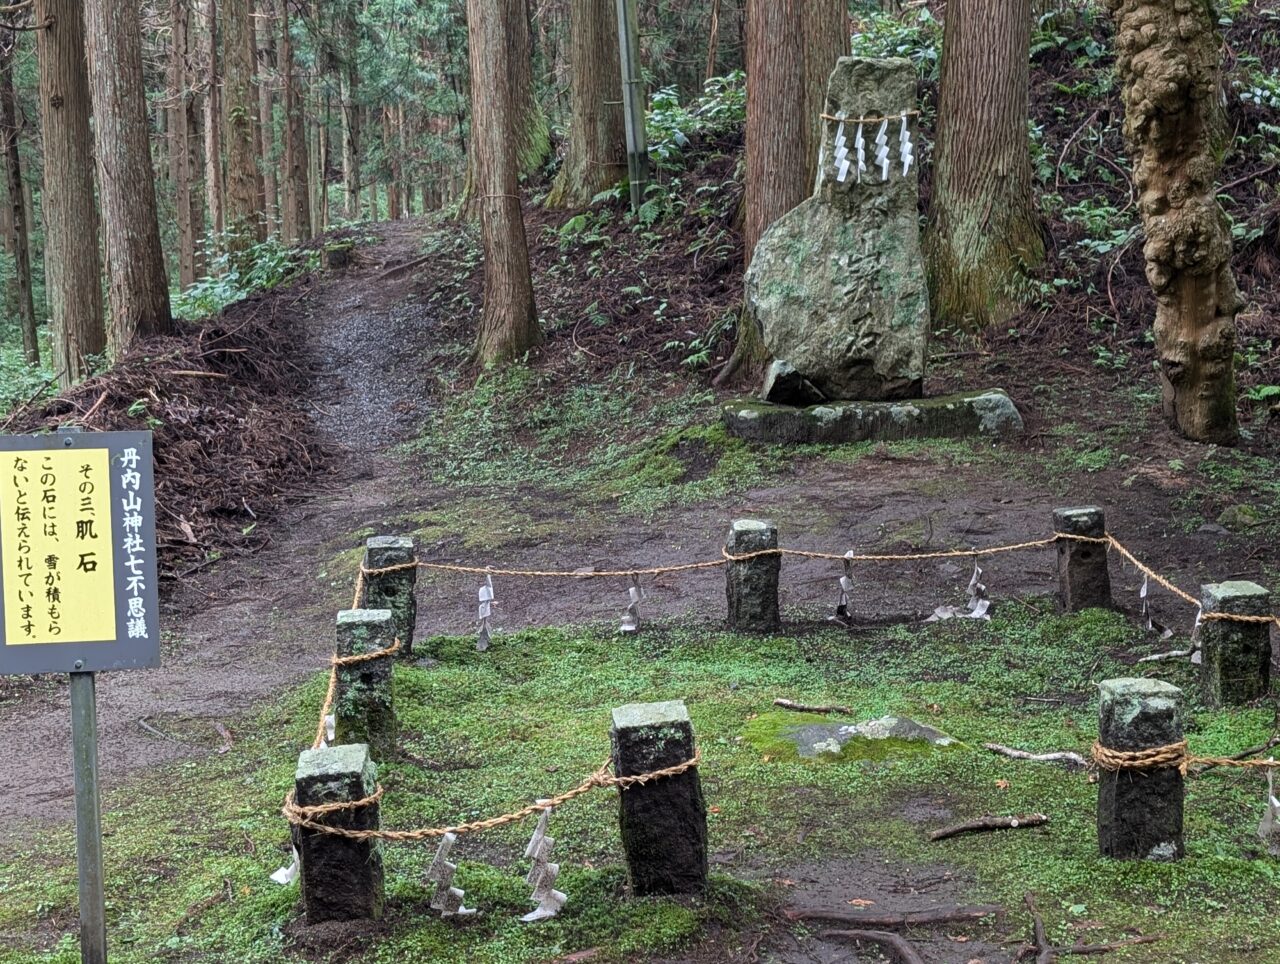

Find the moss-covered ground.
[{"left": 2, "top": 607, "right": 1278, "bottom": 962}]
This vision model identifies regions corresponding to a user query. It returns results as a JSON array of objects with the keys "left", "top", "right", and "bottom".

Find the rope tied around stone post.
[
  {"left": 1090, "top": 740, "right": 1280, "bottom": 778},
  {"left": 281, "top": 749, "right": 703, "bottom": 843}
]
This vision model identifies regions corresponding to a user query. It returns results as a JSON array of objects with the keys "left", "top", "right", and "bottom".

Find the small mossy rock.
[
  {"left": 722, "top": 390, "right": 1024, "bottom": 445},
  {"left": 745, "top": 57, "right": 928, "bottom": 401},
  {"left": 745, "top": 711, "right": 960, "bottom": 762},
  {"left": 1216, "top": 504, "right": 1263, "bottom": 531}
]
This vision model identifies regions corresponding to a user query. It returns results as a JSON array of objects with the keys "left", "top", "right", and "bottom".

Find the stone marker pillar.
[
  {"left": 294, "top": 743, "right": 384, "bottom": 923},
  {"left": 611, "top": 700, "right": 707, "bottom": 896},
  {"left": 1199, "top": 581, "right": 1273, "bottom": 708},
  {"left": 363, "top": 536, "right": 418, "bottom": 660},
  {"left": 334, "top": 609, "right": 397, "bottom": 759},
  {"left": 725, "top": 519, "right": 780, "bottom": 632},
  {"left": 1097, "top": 678, "right": 1184, "bottom": 862},
  {"left": 1052, "top": 506, "right": 1112, "bottom": 611}
]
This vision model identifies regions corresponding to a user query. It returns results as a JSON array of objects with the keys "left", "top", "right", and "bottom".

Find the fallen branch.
[
  {"left": 1136, "top": 646, "right": 1195, "bottom": 663},
  {"left": 820, "top": 929, "right": 926, "bottom": 964},
  {"left": 786, "top": 904, "right": 1000, "bottom": 928},
  {"left": 372, "top": 253, "right": 434, "bottom": 282},
  {"left": 168, "top": 369, "right": 230, "bottom": 379},
  {"left": 931, "top": 813, "right": 1048, "bottom": 842},
  {"left": 1025, "top": 893, "right": 1054, "bottom": 964},
  {"left": 773, "top": 698, "right": 852, "bottom": 715},
  {"left": 985, "top": 743, "right": 1088, "bottom": 769},
  {"left": 1022, "top": 892, "right": 1160, "bottom": 960}
]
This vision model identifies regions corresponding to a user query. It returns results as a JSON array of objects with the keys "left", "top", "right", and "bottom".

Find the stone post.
[
  {"left": 725, "top": 519, "right": 780, "bottom": 632},
  {"left": 1097, "top": 678, "right": 1184, "bottom": 862},
  {"left": 1199, "top": 581, "right": 1273, "bottom": 708},
  {"left": 610, "top": 700, "right": 707, "bottom": 896},
  {"left": 334, "top": 609, "right": 397, "bottom": 759},
  {"left": 1052, "top": 506, "right": 1112, "bottom": 611},
  {"left": 293, "top": 743, "right": 384, "bottom": 923},
  {"left": 362, "top": 536, "right": 418, "bottom": 660}
]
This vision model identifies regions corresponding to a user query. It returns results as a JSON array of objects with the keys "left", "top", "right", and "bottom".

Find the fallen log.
[{"left": 785, "top": 904, "right": 1001, "bottom": 928}]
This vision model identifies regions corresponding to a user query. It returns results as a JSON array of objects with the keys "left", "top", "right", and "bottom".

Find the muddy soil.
[{"left": 0, "top": 219, "right": 1260, "bottom": 844}]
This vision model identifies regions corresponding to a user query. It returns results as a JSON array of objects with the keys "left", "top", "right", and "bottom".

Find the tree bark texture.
[
  {"left": 1106, "top": 0, "right": 1240, "bottom": 445},
  {"left": 466, "top": 0, "right": 541, "bottom": 365},
  {"left": 223, "top": 0, "right": 264, "bottom": 249},
  {"left": 1, "top": 31, "right": 38, "bottom": 365},
  {"left": 546, "top": 0, "right": 627, "bottom": 208},
  {"left": 461, "top": 0, "right": 548, "bottom": 217},
  {"left": 925, "top": 0, "right": 1044, "bottom": 329},
  {"left": 36, "top": 0, "right": 106, "bottom": 384},
  {"left": 280, "top": 0, "right": 311, "bottom": 242},
  {"left": 204, "top": 0, "right": 225, "bottom": 237},
  {"left": 83, "top": 0, "right": 174, "bottom": 352},
  {"left": 802, "top": 4, "right": 848, "bottom": 192},
  {"left": 257, "top": 0, "right": 279, "bottom": 233},
  {"left": 171, "top": 0, "right": 207, "bottom": 287},
  {"left": 339, "top": 7, "right": 361, "bottom": 219}
]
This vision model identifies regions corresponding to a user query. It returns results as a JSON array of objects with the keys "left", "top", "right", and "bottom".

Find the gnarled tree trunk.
[
  {"left": 925, "top": 0, "right": 1043, "bottom": 329},
  {"left": 1106, "top": 0, "right": 1240, "bottom": 445}
]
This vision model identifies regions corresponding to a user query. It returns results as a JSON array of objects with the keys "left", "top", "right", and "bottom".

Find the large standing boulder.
[{"left": 746, "top": 57, "right": 928, "bottom": 401}]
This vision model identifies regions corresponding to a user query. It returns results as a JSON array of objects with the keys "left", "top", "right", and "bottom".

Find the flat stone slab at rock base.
[
  {"left": 722, "top": 390, "right": 1024, "bottom": 445},
  {"left": 745, "top": 712, "right": 961, "bottom": 763}
]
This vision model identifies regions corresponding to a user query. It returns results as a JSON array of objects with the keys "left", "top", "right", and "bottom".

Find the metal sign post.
[
  {"left": 70, "top": 671, "right": 105, "bottom": 964},
  {"left": 614, "top": 0, "right": 649, "bottom": 213},
  {"left": 0, "top": 429, "right": 160, "bottom": 964}
]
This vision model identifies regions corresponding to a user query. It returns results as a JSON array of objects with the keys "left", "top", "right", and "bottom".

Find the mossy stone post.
[
  {"left": 1097, "top": 678, "right": 1184, "bottom": 862},
  {"left": 611, "top": 700, "right": 708, "bottom": 896},
  {"left": 363, "top": 536, "right": 417, "bottom": 660},
  {"left": 334, "top": 609, "right": 397, "bottom": 759},
  {"left": 1053, "top": 506, "right": 1112, "bottom": 611},
  {"left": 293, "top": 743, "right": 384, "bottom": 923},
  {"left": 1199, "top": 581, "right": 1273, "bottom": 708},
  {"left": 725, "top": 519, "right": 780, "bottom": 632}
]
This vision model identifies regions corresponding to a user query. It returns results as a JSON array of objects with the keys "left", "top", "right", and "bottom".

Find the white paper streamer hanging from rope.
[
  {"left": 832, "top": 550, "right": 856, "bottom": 626},
  {"left": 926, "top": 561, "right": 990, "bottom": 622},
  {"left": 1139, "top": 574, "right": 1174, "bottom": 641},
  {"left": 1260, "top": 769, "right": 1280, "bottom": 857},
  {"left": 833, "top": 114, "right": 849, "bottom": 183},
  {"left": 855, "top": 123, "right": 866, "bottom": 183},
  {"left": 874, "top": 119, "right": 890, "bottom": 181},
  {"left": 899, "top": 115, "right": 914, "bottom": 176},
  {"left": 620, "top": 574, "right": 644, "bottom": 634},
  {"left": 270, "top": 846, "right": 300, "bottom": 885},
  {"left": 427, "top": 832, "right": 476, "bottom": 917},
  {"left": 477, "top": 573, "right": 495, "bottom": 652},
  {"left": 521, "top": 803, "right": 567, "bottom": 922}
]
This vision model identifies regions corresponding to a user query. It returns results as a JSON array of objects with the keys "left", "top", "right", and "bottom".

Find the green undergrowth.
[{"left": 2, "top": 607, "right": 1279, "bottom": 962}]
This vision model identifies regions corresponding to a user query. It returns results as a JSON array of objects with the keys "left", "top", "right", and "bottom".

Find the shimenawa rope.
[{"left": 1091, "top": 740, "right": 1280, "bottom": 777}]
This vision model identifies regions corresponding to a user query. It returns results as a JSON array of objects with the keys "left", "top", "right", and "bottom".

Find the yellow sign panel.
[{"left": 1, "top": 448, "right": 116, "bottom": 645}]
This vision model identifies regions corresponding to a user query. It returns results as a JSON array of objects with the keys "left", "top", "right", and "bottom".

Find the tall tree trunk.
[
  {"left": 339, "top": 7, "right": 361, "bottom": 219},
  {"left": 0, "top": 30, "right": 37, "bottom": 365},
  {"left": 744, "top": 0, "right": 805, "bottom": 268},
  {"left": 257, "top": 0, "right": 278, "bottom": 233},
  {"left": 171, "top": 0, "right": 206, "bottom": 288},
  {"left": 705, "top": 0, "right": 721, "bottom": 81},
  {"left": 36, "top": 0, "right": 106, "bottom": 385},
  {"left": 83, "top": 0, "right": 174, "bottom": 352},
  {"left": 223, "top": 0, "right": 264, "bottom": 250},
  {"left": 280, "top": 0, "right": 311, "bottom": 242},
  {"left": 1107, "top": 0, "right": 1239, "bottom": 444},
  {"left": 461, "top": 0, "right": 547, "bottom": 217},
  {"left": 466, "top": 0, "right": 541, "bottom": 364},
  {"left": 384, "top": 106, "right": 399, "bottom": 219},
  {"left": 925, "top": 0, "right": 1043, "bottom": 329},
  {"left": 803, "top": 7, "right": 847, "bottom": 192},
  {"left": 318, "top": 90, "right": 330, "bottom": 231},
  {"left": 204, "top": 0, "right": 224, "bottom": 236},
  {"left": 545, "top": 0, "right": 627, "bottom": 208}
]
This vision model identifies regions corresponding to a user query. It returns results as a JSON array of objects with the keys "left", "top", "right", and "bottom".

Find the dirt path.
[{"left": 0, "top": 219, "right": 1251, "bottom": 840}]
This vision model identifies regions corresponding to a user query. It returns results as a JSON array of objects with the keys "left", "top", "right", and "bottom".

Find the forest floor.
[{"left": 0, "top": 213, "right": 1277, "bottom": 963}]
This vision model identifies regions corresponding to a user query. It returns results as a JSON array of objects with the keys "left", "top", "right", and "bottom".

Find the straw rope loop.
[{"left": 1091, "top": 740, "right": 1280, "bottom": 778}]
